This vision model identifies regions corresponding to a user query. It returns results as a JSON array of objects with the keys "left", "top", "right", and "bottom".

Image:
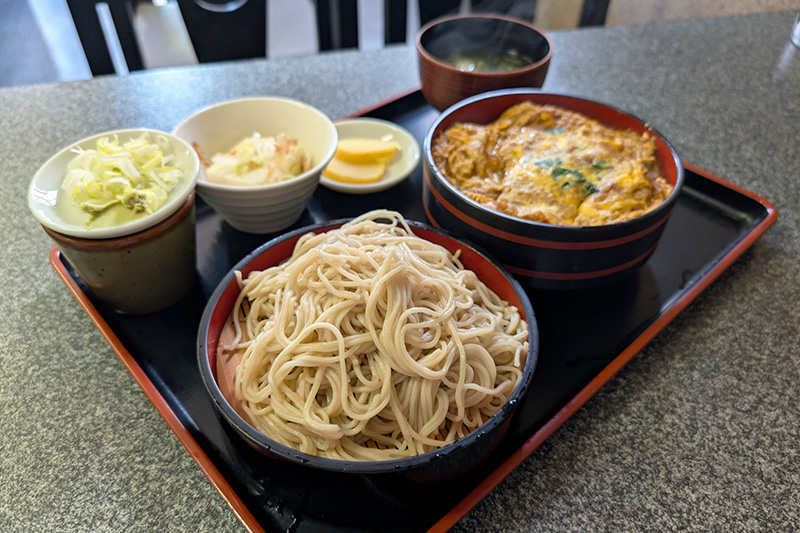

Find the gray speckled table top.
[{"left": 2, "top": 10, "right": 799, "bottom": 533}]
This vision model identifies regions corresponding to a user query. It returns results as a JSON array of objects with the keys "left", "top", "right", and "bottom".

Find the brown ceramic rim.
[
  {"left": 43, "top": 191, "right": 196, "bottom": 251},
  {"left": 416, "top": 13, "right": 554, "bottom": 77}
]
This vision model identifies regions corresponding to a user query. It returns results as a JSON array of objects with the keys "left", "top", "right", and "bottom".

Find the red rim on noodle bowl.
[{"left": 197, "top": 217, "right": 539, "bottom": 480}]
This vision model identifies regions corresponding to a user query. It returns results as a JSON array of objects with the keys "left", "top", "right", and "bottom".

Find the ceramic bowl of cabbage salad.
[
  {"left": 28, "top": 128, "right": 201, "bottom": 314},
  {"left": 172, "top": 97, "right": 338, "bottom": 234},
  {"left": 29, "top": 128, "right": 199, "bottom": 240}
]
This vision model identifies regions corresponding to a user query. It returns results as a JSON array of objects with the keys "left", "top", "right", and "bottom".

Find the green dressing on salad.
[{"left": 60, "top": 133, "right": 183, "bottom": 229}]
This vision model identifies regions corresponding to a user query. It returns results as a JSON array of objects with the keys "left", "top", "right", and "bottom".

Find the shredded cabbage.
[
  {"left": 62, "top": 133, "right": 183, "bottom": 223},
  {"left": 205, "top": 132, "right": 307, "bottom": 186}
]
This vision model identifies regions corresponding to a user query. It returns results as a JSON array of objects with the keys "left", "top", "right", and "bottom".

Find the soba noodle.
[{"left": 224, "top": 209, "right": 528, "bottom": 461}]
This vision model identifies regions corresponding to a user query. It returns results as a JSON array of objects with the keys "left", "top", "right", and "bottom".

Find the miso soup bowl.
[
  {"left": 422, "top": 89, "right": 685, "bottom": 290},
  {"left": 197, "top": 217, "right": 539, "bottom": 482},
  {"left": 417, "top": 13, "right": 553, "bottom": 111}
]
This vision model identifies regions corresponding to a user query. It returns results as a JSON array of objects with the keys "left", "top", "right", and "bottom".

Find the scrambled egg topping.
[{"left": 432, "top": 102, "right": 673, "bottom": 226}]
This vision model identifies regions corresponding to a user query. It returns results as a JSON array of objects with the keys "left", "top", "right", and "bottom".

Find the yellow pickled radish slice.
[
  {"left": 334, "top": 138, "right": 399, "bottom": 164},
  {"left": 323, "top": 157, "right": 385, "bottom": 184}
]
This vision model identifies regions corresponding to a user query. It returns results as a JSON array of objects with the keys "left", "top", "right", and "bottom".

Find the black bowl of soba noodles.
[{"left": 197, "top": 209, "right": 538, "bottom": 483}]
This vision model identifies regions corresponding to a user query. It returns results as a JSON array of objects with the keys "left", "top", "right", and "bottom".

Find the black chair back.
[
  {"left": 313, "top": 0, "right": 612, "bottom": 53},
  {"left": 175, "top": 0, "right": 266, "bottom": 64},
  {"left": 67, "top": 0, "right": 143, "bottom": 75},
  {"left": 69, "top": 1, "right": 603, "bottom": 77},
  {"left": 66, "top": 0, "right": 266, "bottom": 76},
  {"left": 314, "top": 0, "right": 461, "bottom": 51}
]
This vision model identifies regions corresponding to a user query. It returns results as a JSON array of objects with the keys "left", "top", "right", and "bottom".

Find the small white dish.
[
  {"left": 28, "top": 128, "right": 199, "bottom": 240},
  {"left": 320, "top": 118, "right": 420, "bottom": 194}
]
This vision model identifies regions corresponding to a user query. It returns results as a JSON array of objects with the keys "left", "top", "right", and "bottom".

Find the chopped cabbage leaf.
[{"left": 62, "top": 133, "right": 183, "bottom": 226}]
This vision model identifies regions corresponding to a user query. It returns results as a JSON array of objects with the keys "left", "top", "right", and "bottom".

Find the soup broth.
[{"left": 446, "top": 49, "right": 534, "bottom": 72}]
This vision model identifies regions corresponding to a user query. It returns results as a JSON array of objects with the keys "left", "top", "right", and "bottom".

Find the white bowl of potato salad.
[{"left": 172, "top": 97, "right": 337, "bottom": 234}]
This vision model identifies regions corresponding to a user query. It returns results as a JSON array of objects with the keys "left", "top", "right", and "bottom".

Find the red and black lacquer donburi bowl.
[
  {"left": 423, "top": 89, "right": 685, "bottom": 290},
  {"left": 198, "top": 217, "right": 538, "bottom": 483}
]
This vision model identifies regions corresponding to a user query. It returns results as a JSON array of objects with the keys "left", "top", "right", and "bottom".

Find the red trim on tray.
[
  {"left": 48, "top": 115, "right": 778, "bottom": 533},
  {"left": 428, "top": 162, "right": 778, "bottom": 533},
  {"left": 504, "top": 241, "right": 659, "bottom": 280},
  {"left": 49, "top": 248, "right": 266, "bottom": 533},
  {"left": 423, "top": 166, "right": 671, "bottom": 249}
]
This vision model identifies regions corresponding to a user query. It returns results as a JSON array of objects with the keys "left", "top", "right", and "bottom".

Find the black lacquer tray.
[{"left": 51, "top": 89, "right": 777, "bottom": 533}]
